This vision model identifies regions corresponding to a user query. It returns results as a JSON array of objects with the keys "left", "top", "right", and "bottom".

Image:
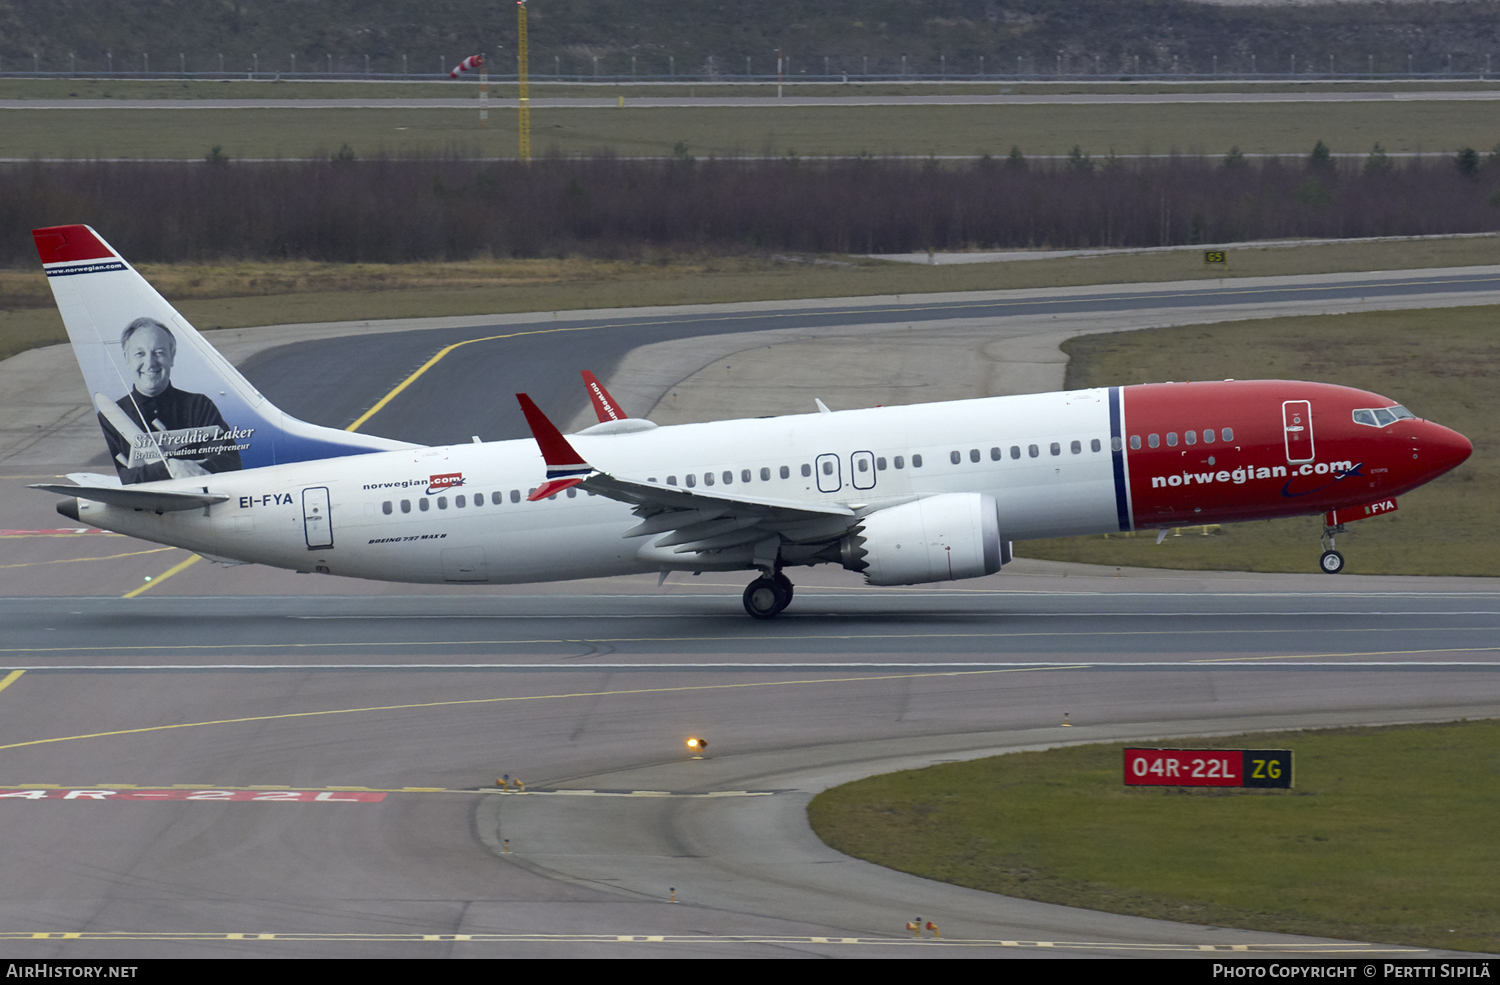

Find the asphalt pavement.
[{"left": 2, "top": 268, "right": 1497, "bottom": 957}]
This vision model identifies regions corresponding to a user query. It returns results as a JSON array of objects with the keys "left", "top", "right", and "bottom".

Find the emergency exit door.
[
  {"left": 303, "top": 487, "right": 333, "bottom": 549},
  {"left": 1282, "top": 400, "right": 1315, "bottom": 463}
]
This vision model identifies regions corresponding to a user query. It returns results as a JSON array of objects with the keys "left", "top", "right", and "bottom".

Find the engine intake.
[{"left": 841, "top": 493, "right": 1007, "bottom": 586}]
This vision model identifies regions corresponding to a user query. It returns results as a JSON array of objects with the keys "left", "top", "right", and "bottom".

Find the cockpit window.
[{"left": 1354, "top": 405, "right": 1416, "bottom": 428}]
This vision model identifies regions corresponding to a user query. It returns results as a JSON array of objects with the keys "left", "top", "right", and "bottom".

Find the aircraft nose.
[{"left": 1421, "top": 421, "right": 1473, "bottom": 475}]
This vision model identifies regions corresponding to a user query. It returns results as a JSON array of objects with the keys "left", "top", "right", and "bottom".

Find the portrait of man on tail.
[{"left": 96, "top": 317, "right": 244, "bottom": 484}]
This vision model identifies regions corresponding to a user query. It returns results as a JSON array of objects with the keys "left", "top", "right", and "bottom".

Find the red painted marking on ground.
[{"left": 0, "top": 789, "right": 386, "bottom": 802}]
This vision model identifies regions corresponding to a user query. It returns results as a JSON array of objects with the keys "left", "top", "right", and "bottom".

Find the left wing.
[{"left": 515, "top": 394, "right": 858, "bottom": 564}]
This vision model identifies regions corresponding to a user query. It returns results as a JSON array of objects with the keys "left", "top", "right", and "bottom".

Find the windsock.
[{"left": 450, "top": 54, "right": 483, "bottom": 78}]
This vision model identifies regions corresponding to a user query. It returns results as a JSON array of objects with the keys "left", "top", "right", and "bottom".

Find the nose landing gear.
[
  {"left": 1319, "top": 521, "right": 1346, "bottom": 574},
  {"left": 743, "top": 572, "right": 794, "bottom": 619}
]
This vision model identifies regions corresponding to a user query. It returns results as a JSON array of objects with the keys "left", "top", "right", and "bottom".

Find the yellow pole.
[{"left": 517, "top": 1, "right": 530, "bottom": 160}]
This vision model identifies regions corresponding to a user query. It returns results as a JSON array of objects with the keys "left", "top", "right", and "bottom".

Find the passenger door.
[
  {"left": 850, "top": 450, "right": 876, "bottom": 491},
  {"left": 302, "top": 487, "right": 333, "bottom": 550},
  {"left": 1282, "top": 400, "right": 1315, "bottom": 463}
]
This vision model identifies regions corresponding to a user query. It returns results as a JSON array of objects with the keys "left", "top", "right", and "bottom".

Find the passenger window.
[
  {"left": 1148, "top": 434, "right": 1159, "bottom": 448},
  {"left": 457, "top": 495, "right": 467, "bottom": 508},
  {"left": 742, "top": 469, "right": 752, "bottom": 483},
  {"left": 566, "top": 488, "right": 577, "bottom": 498},
  {"left": 821, "top": 461, "right": 834, "bottom": 475},
  {"left": 969, "top": 449, "right": 980, "bottom": 463},
  {"left": 990, "top": 447, "right": 1001, "bottom": 461},
  {"left": 876, "top": 457, "right": 887, "bottom": 470},
  {"left": 780, "top": 466, "right": 790, "bottom": 479},
  {"left": 437, "top": 497, "right": 448, "bottom": 509},
  {"left": 1050, "top": 442, "right": 1061, "bottom": 456},
  {"left": 722, "top": 471, "right": 733, "bottom": 484},
  {"left": 801, "top": 464, "right": 812, "bottom": 477},
  {"left": 419, "top": 499, "right": 430, "bottom": 512},
  {"left": 950, "top": 450, "right": 961, "bottom": 465},
  {"left": 913, "top": 454, "right": 923, "bottom": 467},
  {"left": 401, "top": 499, "right": 411, "bottom": 513},
  {"left": 1204, "top": 429, "right": 1216, "bottom": 442},
  {"left": 1071, "top": 440, "right": 1081, "bottom": 454},
  {"left": 761, "top": 467, "right": 771, "bottom": 481},
  {"left": 667, "top": 476, "right": 678, "bottom": 486},
  {"left": 1010, "top": 446, "right": 1020, "bottom": 459},
  {"left": 382, "top": 501, "right": 392, "bottom": 515},
  {"left": 857, "top": 458, "right": 868, "bottom": 472},
  {"left": 528, "top": 487, "right": 537, "bottom": 498},
  {"left": 1222, "top": 427, "right": 1234, "bottom": 441},
  {"left": 1028, "top": 444, "right": 1039, "bottom": 458},
  {"left": 1166, "top": 432, "right": 1178, "bottom": 447},
  {"left": 1185, "top": 430, "right": 1197, "bottom": 445},
  {"left": 704, "top": 473, "right": 715, "bottom": 486},
  {"left": 1130, "top": 435, "right": 1141, "bottom": 450},
  {"left": 1092, "top": 438, "right": 1103, "bottom": 452},
  {"left": 509, "top": 490, "right": 520, "bottom": 503},
  {"left": 894, "top": 456, "right": 904, "bottom": 469},
  {"left": 493, "top": 492, "right": 503, "bottom": 505},
  {"left": 685, "top": 474, "right": 696, "bottom": 488}
]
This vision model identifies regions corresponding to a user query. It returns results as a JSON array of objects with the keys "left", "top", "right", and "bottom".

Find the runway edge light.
[{"left": 686, "top": 737, "right": 708, "bottom": 758}]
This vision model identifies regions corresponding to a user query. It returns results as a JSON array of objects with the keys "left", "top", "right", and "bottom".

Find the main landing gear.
[
  {"left": 743, "top": 572, "right": 794, "bottom": 619},
  {"left": 1319, "top": 521, "right": 1346, "bottom": 575}
]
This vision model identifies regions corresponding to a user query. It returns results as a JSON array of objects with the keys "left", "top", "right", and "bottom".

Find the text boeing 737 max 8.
[{"left": 28, "top": 225, "right": 1473, "bottom": 618}]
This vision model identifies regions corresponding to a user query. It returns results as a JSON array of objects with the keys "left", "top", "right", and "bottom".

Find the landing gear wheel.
[
  {"left": 743, "top": 576, "right": 790, "bottom": 619},
  {"left": 773, "top": 572, "right": 794, "bottom": 606},
  {"left": 1319, "top": 550, "right": 1346, "bottom": 574}
]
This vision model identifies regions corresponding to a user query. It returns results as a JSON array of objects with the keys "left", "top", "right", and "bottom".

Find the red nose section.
[{"left": 1424, "top": 422, "right": 1473, "bottom": 477}]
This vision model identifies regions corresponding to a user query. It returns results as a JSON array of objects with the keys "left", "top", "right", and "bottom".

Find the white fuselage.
[{"left": 75, "top": 389, "right": 1125, "bottom": 584}]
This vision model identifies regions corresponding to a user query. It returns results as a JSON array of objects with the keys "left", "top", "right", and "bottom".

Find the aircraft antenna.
[{"left": 517, "top": 1, "right": 530, "bottom": 161}]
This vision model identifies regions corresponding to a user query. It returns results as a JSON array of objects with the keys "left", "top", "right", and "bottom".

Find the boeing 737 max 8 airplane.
[{"left": 28, "top": 225, "right": 1473, "bottom": 618}]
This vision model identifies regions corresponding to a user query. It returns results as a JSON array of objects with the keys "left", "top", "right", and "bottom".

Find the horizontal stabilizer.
[{"left": 29, "top": 483, "right": 228, "bottom": 513}]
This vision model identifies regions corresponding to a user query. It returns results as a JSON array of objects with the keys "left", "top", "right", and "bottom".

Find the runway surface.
[
  {"left": 2, "top": 576, "right": 1496, "bottom": 958},
  {"left": 3, "top": 268, "right": 1497, "bottom": 957}
]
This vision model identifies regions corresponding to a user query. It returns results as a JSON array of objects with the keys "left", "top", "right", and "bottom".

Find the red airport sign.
[{"left": 1123, "top": 749, "right": 1292, "bottom": 788}]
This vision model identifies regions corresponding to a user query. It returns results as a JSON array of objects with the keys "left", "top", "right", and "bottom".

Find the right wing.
[{"left": 581, "top": 370, "right": 628, "bottom": 422}]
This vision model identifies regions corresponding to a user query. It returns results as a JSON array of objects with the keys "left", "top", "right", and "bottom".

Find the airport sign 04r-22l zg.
[{"left": 1123, "top": 749, "right": 1294, "bottom": 788}]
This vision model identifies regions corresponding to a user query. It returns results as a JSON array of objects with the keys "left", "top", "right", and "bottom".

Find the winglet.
[
  {"left": 517, "top": 393, "right": 595, "bottom": 500},
  {"left": 582, "top": 370, "right": 627, "bottom": 422}
]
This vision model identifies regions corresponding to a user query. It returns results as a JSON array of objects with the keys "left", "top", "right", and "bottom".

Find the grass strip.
[
  {"left": 808, "top": 720, "right": 1500, "bottom": 952},
  {"left": 1016, "top": 305, "right": 1496, "bottom": 576},
  {"left": 5, "top": 79, "right": 1500, "bottom": 101},
  {"left": 3, "top": 101, "right": 1499, "bottom": 160}
]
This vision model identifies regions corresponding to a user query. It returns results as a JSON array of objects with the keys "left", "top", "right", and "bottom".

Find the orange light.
[{"left": 686, "top": 737, "right": 707, "bottom": 751}]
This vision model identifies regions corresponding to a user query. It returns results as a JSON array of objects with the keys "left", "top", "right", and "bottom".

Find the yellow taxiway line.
[{"left": 121, "top": 553, "right": 201, "bottom": 599}]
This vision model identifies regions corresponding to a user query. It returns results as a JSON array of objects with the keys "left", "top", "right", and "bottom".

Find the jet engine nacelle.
[{"left": 840, "top": 492, "right": 1008, "bottom": 586}]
